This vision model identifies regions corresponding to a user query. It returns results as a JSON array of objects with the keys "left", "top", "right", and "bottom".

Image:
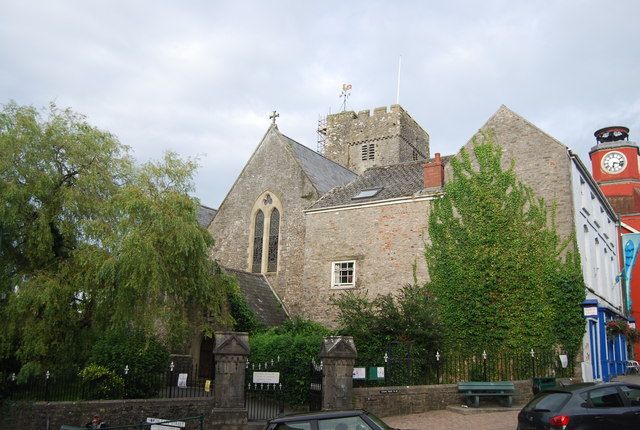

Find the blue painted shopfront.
[{"left": 582, "top": 299, "right": 629, "bottom": 381}]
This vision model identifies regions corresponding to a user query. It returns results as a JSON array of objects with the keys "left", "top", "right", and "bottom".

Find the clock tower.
[
  {"left": 589, "top": 125, "right": 640, "bottom": 359},
  {"left": 589, "top": 126, "right": 640, "bottom": 215}
]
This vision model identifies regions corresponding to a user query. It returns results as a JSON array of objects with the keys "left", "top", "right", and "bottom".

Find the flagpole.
[{"left": 396, "top": 55, "right": 402, "bottom": 105}]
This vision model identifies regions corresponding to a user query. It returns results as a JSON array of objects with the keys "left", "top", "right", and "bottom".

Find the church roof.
[
  {"left": 197, "top": 205, "right": 217, "bottom": 228},
  {"left": 224, "top": 267, "right": 289, "bottom": 327},
  {"left": 280, "top": 133, "right": 358, "bottom": 193},
  {"left": 308, "top": 160, "right": 436, "bottom": 210}
]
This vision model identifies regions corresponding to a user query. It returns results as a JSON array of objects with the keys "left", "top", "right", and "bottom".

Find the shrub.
[
  {"left": 249, "top": 317, "right": 330, "bottom": 406},
  {"left": 89, "top": 327, "right": 169, "bottom": 399},
  {"left": 79, "top": 364, "right": 124, "bottom": 399},
  {"left": 333, "top": 284, "right": 442, "bottom": 365}
]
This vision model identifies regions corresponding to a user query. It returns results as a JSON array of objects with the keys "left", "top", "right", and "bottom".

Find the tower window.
[
  {"left": 361, "top": 143, "right": 375, "bottom": 160},
  {"left": 412, "top": 149, "right": 419, "bottom": 161}
]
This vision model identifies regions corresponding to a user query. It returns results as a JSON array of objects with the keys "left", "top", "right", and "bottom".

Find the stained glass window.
[
  {"left": 267, "top": 208, "right": 280, "bottom": 272},
  {"left": 252, "top": 210, "right": 264, "bottom": 273}
]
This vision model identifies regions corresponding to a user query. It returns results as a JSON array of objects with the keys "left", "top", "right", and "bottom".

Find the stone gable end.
[{"left": 209, "top": 127, "right": 319, "bottom": 313}]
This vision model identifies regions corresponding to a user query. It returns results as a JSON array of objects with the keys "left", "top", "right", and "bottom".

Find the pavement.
[
  {"left": 384, "top": 406, "right": 519, "bottom": 430},
  {"left": 383, "top": 374, "right": 640, "bottom": 430}
]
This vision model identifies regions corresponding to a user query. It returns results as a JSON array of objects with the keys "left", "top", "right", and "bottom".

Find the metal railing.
[
  {"left": 3, "top": 364, "right": 215, "bottom": 402},
  {"left": 353, "top": 347, "right": 575, "bottom": 387}
]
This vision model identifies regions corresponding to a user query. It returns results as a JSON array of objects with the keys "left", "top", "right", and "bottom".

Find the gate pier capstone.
[
  {"left": 319, "top": 336, "right": 357, "bottom": 410},
  {"left": 212, "top": 331, "right": 249, "bottom": 430}
]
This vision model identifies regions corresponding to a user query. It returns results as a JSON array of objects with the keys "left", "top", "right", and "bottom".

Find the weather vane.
[
  {"left": 340, "top": 84, "right": 352, "bottom": 111},
  {"left": 269, "top": 110, "right": 279, "bottom": 125}
]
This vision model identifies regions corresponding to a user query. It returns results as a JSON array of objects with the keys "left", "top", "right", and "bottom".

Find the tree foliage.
[
  {"left": 332, "top": 284, "right": 442, "bottom": 364},
  {"left": 249, "top": 317, "right": 330, "bottom": 406},
  {"left": 0, "top": 101, "right": 234, "bottom": 377},
  {"left": 425, "top": 135, "right": 585, "bottom": 354}
]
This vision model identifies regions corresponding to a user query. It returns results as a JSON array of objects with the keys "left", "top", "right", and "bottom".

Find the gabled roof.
[
  {"left": 197, "top": 205, "right": 217, "bottom": 228},
  {"left": 212, "top": 125, "right": 357, "bottom": 217},
  {"left": 224, "top": 267, "right": 288, "bottom": 327},
  {"left": 308, "top": 160, "right": 440, "bottom": 210},
  {"left": 280, "top": 133, "right": 357, "bottom": 194}
]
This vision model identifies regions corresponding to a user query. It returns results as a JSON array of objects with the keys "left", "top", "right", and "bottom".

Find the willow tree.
[
  {"left": 425, "top": 135, "right": 585, "bottom": 354},
  {"left": 0, "top": 102, "right": 233, "bottom": 377}
]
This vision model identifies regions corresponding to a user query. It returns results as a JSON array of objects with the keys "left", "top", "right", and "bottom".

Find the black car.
[
  {"left": 517, "top": 382, "right": 640, "bottom": 429},
  {"left": 264, "top": 410, "right": 393, "bottom": 430}
]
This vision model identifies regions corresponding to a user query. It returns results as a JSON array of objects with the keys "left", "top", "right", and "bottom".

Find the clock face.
[{"left": 602, "top": 151, "right": 627, "bottom": 174}]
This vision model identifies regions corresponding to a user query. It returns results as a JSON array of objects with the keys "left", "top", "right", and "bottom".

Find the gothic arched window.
[
  {"left": 252, "top": 210, "right": 264, "bottom": 273},
  {"left": 267, "top": 208, "right": 280, "bottom": 272}
]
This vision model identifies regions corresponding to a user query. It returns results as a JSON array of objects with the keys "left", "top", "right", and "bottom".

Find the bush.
[
  {"left": 249, "top": 317, "right": 330, "bottom": 406},
  {"left": 89, "top": 327, "right": 169, "bottom": 399},
  {"left": 79, "top": 364, "right": 124, "bottom": 399},
  {"left": 333, "top": 284, "right": 442, "bottom": 365}
]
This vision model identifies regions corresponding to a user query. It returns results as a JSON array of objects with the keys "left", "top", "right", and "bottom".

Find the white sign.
[
  {"left": 253, "top": 371, "right": 280, "bottom": 384},
  {"left": 583, "top": 306, "right": 598, "bottom": 317},
  {"left": 559, "top": 354, "right": 568, "bottom": 368},
  {"left": 177, "top": 373, "right": 188, "bottom": 388},
  {"left": 376, "top": 367, "right": 385, "bottom": 379},
  {"left": 151, "top": 425, "right": 182, "bottom": 430},
  {"left": 146, "top": 418, "right": 185, "bottom": 428},
  {"left": 352, "top": 367, "right": 366, "bottom": 379}
]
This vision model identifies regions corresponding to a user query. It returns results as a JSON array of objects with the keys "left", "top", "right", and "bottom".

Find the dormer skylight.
[{"left": 352, "top": 187, "right": 383, "bottom": 200}]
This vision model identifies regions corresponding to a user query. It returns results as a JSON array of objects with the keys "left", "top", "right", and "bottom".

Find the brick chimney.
[{"left": 423, "top": 153, "right": 444, "bottom": 188}]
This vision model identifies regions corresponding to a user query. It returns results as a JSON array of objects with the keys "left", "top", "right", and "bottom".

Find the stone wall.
[
  {"left": 0, "top": 397, "right": 239, "bottom": 430},
  {"left": 301, "top": 199, "right": 433, "bottom": 326},
  {"left": 352, "top": 380, "right": 533, "bottom": 417},
  {"left": 209, "top": 127, "right": 319, "bottom": 318},
  {"left": 451, "top": 106, "right": 576, "bottom": 243},
  {"left": 324, "top": 105, "right": 430, "bottom": 174}
]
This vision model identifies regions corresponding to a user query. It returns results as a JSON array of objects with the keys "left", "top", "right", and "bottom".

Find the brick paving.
[{"left": 383, "top": 408, "right": 519, "bottom": 430}]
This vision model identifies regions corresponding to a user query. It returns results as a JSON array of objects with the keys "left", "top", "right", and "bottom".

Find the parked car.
[
  {"left": 517, "top": 382, "right": 640, "bottom": 429},
  {"left": 264, "top": 410, "right": 394, "bottom": 430}
]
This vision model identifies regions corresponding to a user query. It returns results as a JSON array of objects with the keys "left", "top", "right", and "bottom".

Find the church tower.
[{"left": 320, "top": 104, "right": 430, "bottom": 174}]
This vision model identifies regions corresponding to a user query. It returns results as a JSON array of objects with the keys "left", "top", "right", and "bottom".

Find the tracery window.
[
  {"left": 249, "top": 192, "right": 283, "bottom": 273},
  {"left": 267, "top": 208, "right": 280, "bottom": 272},
  {"left": 252, "top": 210, "right": 264, "bottom": 273}
]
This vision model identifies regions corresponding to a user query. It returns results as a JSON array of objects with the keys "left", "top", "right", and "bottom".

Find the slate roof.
[
  {"left": 197, "top": 205, "right": 217, "bottom": 228},
  {"left": 309, "top": 158, "right": 448, "bottom": 210},
  {"left": 280, "top": 133, "right": 358, "bottom": 194},
  {"left": 224, "top": 267, "right": 288, "bottom": 327}
]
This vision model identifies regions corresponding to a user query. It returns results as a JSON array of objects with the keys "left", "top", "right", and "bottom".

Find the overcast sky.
[{"left": 2, "top": 1, "right": 639, "bottom": 208}]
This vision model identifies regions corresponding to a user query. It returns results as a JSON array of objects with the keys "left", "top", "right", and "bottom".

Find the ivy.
[{"left": 425, "top": 135, "right": 586, "bottom": 354}]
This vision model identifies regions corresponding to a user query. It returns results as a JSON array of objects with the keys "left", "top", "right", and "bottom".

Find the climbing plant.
[{"left": 425, "top": 134, "right": 585, "bottom": 354}]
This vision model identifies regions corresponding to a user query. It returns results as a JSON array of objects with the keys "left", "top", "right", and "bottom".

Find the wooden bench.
[{"left": 458, "top": 381, "right": 515, "bottom": 407}]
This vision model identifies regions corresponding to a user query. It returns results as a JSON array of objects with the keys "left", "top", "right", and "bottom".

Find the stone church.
[{"left": 202, "top": 103, "right": 628, "bottom": 382}]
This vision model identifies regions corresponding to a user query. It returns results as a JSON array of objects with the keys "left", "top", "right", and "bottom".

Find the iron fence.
[
  {"left": 353, "top": 346, "right": 575, "bottom": 387},
  {"left": 2, "top": 364, "right": 214, "bottom": 402}
]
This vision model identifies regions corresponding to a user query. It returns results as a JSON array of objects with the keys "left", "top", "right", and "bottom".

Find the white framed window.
[{"left": 331, "top": 260, "right": 356, "bottom": 289}]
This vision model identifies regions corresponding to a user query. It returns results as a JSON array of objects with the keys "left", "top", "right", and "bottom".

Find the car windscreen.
[{"left": 523, "top": 392, "right": 571, "bottom": 412}]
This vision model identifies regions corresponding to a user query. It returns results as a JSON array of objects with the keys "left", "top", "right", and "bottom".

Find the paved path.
[{"left": 384, "top": 408, "right": 518, "bottom": 430}]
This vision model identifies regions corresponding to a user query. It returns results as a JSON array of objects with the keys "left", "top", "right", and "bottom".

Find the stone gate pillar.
[
  {"left": 212, "top": 331, "right": 249, "bottom": 430},
  {"left": 319, "top": 336, "right": 357, "bottom": 410}
]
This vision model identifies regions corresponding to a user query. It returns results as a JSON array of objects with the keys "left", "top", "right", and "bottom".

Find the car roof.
[
  {"left": 546, "top": 382, "right": 640, "bottom": 394},
  {"left": 269, "top": 410, "right": 368, "bottom": 423}
]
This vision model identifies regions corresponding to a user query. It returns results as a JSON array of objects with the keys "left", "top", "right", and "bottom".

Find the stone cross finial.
[{"left": 270, "top": 110, "right": 279, "bottom": 125}]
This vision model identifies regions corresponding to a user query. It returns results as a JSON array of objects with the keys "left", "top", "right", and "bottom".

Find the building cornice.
[{"left": 305, "top": 193, "right": 442, "bottom": 214}]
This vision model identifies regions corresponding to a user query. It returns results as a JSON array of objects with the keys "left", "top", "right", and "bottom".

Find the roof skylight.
[{"left": 352, "top": 187, "right": 383, "bottom": 200}]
